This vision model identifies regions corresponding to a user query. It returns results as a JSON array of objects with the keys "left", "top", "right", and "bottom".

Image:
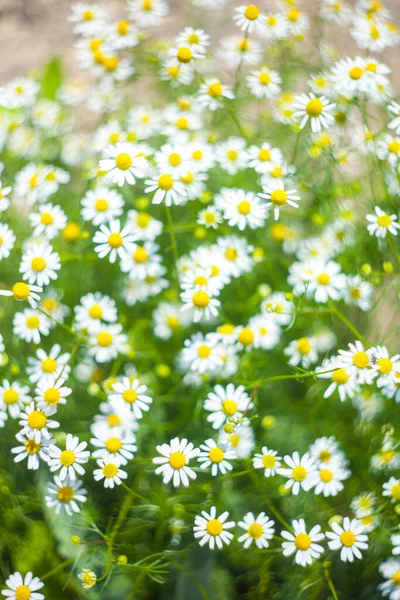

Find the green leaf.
[{"left": 41, "top": 57, "right": 63, "bottom": 100}]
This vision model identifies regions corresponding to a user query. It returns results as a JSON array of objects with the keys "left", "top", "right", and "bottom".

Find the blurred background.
[{"left": 1, "top": 0, "right": 400, "bottom": 83}]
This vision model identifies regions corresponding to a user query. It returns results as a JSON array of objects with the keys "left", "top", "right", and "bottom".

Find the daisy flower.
[
  {"left": 1, "top": 572, "right": 44, "bottom": 600},
  {"left": 253, "top": 447, "right": 282, "bottom": 477},
  {"left": 238, "top": 512, "right": 275, "bottom": 549},
  {"left": 93, "top": 453, "right": 128, "bottom": 488},
  {"left": 11, "top": 431, "right": 52, "bottom": 470},
  {"left": 27, "top": 344, "right": 70, "bottom": 384},
  {"left": 198, "top": 79, "right": 235, "bottom": 111},
  {"left": 306, "top": 259, "right": 347, "bottom": 303},
  {"left": 180, "top": 287, "right": 220, "bottom": 323},
  {"left": 176, "top": 27, "right": 210, "bottom": 54},
  {"left": 219, "top": 189, "right": 268, "bottom": 231},
  {"left": 293, "top": 93, "right": 336, "bottom": 133},
  {"left": 369, "top": 345, "right": 400, "bottom": 386},
  {"left": 145, "top": 173, "right": 186, "bottom": 206},
  {"left": 29, "top": 203, "right": 67, "bottom": 239},
  {"left": 378, "top": 559, "right": 400, "bottom": 599},
  {"left": 180, "top": 333, "right": 224, "bottom": 375},
  {"left": 382, "top": 477, "right": 400, "bottom": 503},
  {"left": 216, "top": 137, "right": 248, "bottom": 175},
  {"left": 281, "top": 519, "right": 325, "bottom": 566},
  {"left": 278, "top": 452, "right": 317, "bottom": 495},
  {"left": 193, "top": 506, "right": 235, "bottom": 550},
  {"left": 284, "top": 336, "right": 319, "bottom": 368},
  {"left": 0, "top": 380, "right": 31, "bottom": 419},
  {"left": 0, "top": 282, "right": 42, "bottom": 308},
  {"left": 78, "top": 569, "right": 97, "bottom": 589},
  {"left": 318, "top": 360, "right": 357, "bottom": 402},
  {"left": 13, "top": 309, "right": 51, "bottom": 344},
  {"left": 88, "top": 323, "right": 128, "bottom": 363},
  {"left": 74, "top": 292, "right": 118, "bottom": 333},
  {"left": 326, "top": 517, "right": 368, "bottom": 562},
  {"left": 91, "top": 428, "right": 137, "bottom": 465},
  {"left": 153, "top": 438, "right": 199, "bottom": 487},
  {"left": 338, "top": 340, "right": 374, "bottom": 384},
  {"left": 246, "top": 66, "right": 282, "bottom": 99},
  {"left": 258, "top": 183, "right": 300, "bottom": 220},
  {"left": 99, "top": 142, "right": 147, "bottom": 187},
  {"left": 19, "top": 243, "right": 61, "bottom": 287},
  {"left": 197, "top": 438, "right": 236, "bottom": 476},
  {"left": 127, "top": 0, "right": 169, "bottom": 28},
  {"left": 218, "top": 424, "right": 255, "bottom": 458},
  {"left": 233, "top": 5, "right": 264, "bottom": 33},
  {"left": 109, "top": 376, "right": 152, "bottom": 419},
  {"left": 197, "top": 206, "right": 223, "bottom": 230},
  {"left": 247, "top": 143, "right": 283, "bottom": 174},
  {"left": 19, "top": 403, "right": 59, "bottom": 442},
  {"left": 366, "top": 206, "right": 400, "bottom": 238},
  {"left": 34, "top": 376, "right": 72, "bottom": 410},
  {"left": 81, "top": 187, "right": 124, "bottom": 225},
  {"left": 314, "top": 461, "right": 351, "bottom": 497},
  {"left": 345, "top": 275, "right": 373, "bottom": 311},
  {"left": 93, "top": 219, "right": 136, "bottom": 263},
  {"left": 45, "top": 476, "right": 87, "bottom": 516},
  {"left": 127, "top": 209, "right": 163, "bottom": 241},
  {"left": 48, "top": 434, "right": 90, "bottom": 481},
  {"left": 204, "top": 383, "right": 251, "bottom": 430}
]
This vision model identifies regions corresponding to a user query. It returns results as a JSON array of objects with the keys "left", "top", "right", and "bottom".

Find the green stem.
[
  {"left": 329, "top": 302, "right": 371, "bottom": 347},
  {"left": 242, "top": 368, "right": 335, "bottom": 389},
  {"left": 324, "top": 565, "right": 339, "bottom": 600},
  {"left": 41, "top": 557, "right": 75, "bottom": 581},
  {"left": 387, "top": 234, "right": 400, "bottom": 267}
]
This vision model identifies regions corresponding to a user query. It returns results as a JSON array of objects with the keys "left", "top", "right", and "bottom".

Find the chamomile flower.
[
  {"left": 366, "top": 206, "right": 400, "bottom": 238},
  {"left": 197, "top": 206, "right": 223, "bottom": 229},
  {"left": 93, "top": 453, "right": 128, "bottom": 488},
  {"left": 0, "top": 380, "right": 31, "bottom": 419},
  {"left": 48, "top": 434, "right": 90, "bottom": 480},
  {"left": 246, "top": 66, "right": 282, "bottom": 99},
  {"left": 281, "top": 520, "right": 325, "bottom": 566},
  {"left": 93, "top": 219, "right": 136, "bottom": 263},
  {"left": 99, "top": 143, "right": 147, "bottom": 187},
  {"left": 318, "top": 359, "right": 357, "bottom": 401},
  {"left": 218, "top": 424, "right": 255, "bottom": 458},
  {"left": 234, "top": 5, "right": 264, "bottom": 33},
  {"left": 127, "top": 0, "right": 169, "bottom": 28},
  {"left": 34, "top": 376, "right": 72, "bottom": 410},
  {"left": 91, "top": 427, "right": 137, "bottom": 464},
  {"left": 216, "top": 137, "right": 248, "bottom": 175},
  {"left": 378, "top": 559, "right": 400, "bottom": 600},
  {"left": 193, "top": 506, "right": 235, "bottom": 550},
  {"left": 253, "top": 447, "right": 282, "bottom": 477},
  {"left": 217, "top": 236, "right": 254, "bottom": 278},
  {"left": 258, "top": 183, "right": 300, "bottom": 220},
  {"left": 13, "top": 309, "right": 51, "bottom": 344},
  {"left": 309, "top": 436, "right": 346, "bottom": 467},
  {"left": 382, "top": 477, "right": 400, "bottom": 503},
  {"left": 1, "top": 572, "right": 44, "bottom": 600},
  {"left": 219, "top": 189, "right": 268, "bottom": 231},
  {"left": 109, "top": 377, "right": 152, "bottom": 419},
  {"left": 74, "top": 292, "right": 118, "bottom": 332},
  {"left": 0, "top": 282, "right": 42, "bottom": 308},
  {"left": 68, "top": 3, "right": 107, "bottom": 35},
  {"left": 278, "top": 452, "right": 317, "bottom": 495},
  {"left": 153, "top": 437, "right": 199, "bottom": 487},
  {"left": 247, "top": 143, "right": 283, "bottom": 174},
  {"left": 345, "top": 275, "right": 373, "bottom": 311},
  {"left": 81, "top": 187, "right": 124, "bottom": 225},
  {"left": 88, "top": 323, "right": 128, "bottom": 363},
  {"left": 181, "top": 287, "right": 220, "bottom": 323},
  {"left": 204, "top": 383, "right": 251, "bottom": 430},
  {"left": 19, "top": 243, "right": 61, "bottom": 287},
  {"left": 338, "top": 341, "right": 374, "bottom": 384},
  {"left": 11, "top": 431, "right": 52, "bottom": 470},
  {"left": 284, "top": 336, "right": 319, "bottom": 367},
  {"left": 326, "top": 517, "right": 368, "bottom": 562},
  {"left": 126, "top": 209, "right": 163, "bottom": 241},
  {"left": 306, "top": 259, "right": 347, "bottom": 303},
  {"left": 314, "top": 461, "right": 351, "bottom": 496},
  {"left": 19, "top": 402, "right": 59, "bottom": 442},
  {"left": 293, "top": 93, "right": 336, "bottom": 133},
  {"left": 29, "top": 203, "right": 67, "bottom": 239},
  {"left": 238, "top": 512, "right": 275, "bottom": 549},
  {"left": 197, "top": 438, "right": 236, "bottom": 476},
  {"left": 145, "top": 173, "right": 186, "bottom": 206},
  {"left": 27, "top": 344, "right": 70, "bottom": 383},
  {"left": 369, "top": 346, "right": 400, "bottom": 387},
  {"left": 45, "top": 476, "right": 87, "bottom": 515},
  {"left": 198, "top": 79, "right": 235, "bottom": 111}
]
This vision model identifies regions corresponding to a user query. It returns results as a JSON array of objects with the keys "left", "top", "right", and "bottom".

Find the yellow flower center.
[
  {"left": 306, "top": 98, "right": 323, "bottom": 117},
  {"left": 353, "top": 352, "right": 369, "bottom": 369},
  {"left": 13, "top": 282, "right": 31, "bottom": 301},
  {"left": 388, "top": 141, "right": 400, "bottom": 154},
  {"left": 83, "top": 10, "right": 93, "bottom": 20},
  {"left": 340, "top": 531, "right": 356, "bottom": 547},
  {"left": 349, "top": 66, "right": 364, "bottom": 80},
  {"left": 57, "top": 486, "right": 75, "bottom": 503},
  {"left": 258, "top": 148, "right": 271, "bottom": 161},
  {"left": 15, "top": 585, "right": 31, "bottom": 600},
  {"left": 297, "top": 337, "right": 311, "bottom": 355},
  {"left": 103, "top": 463, "right": 118, "bottom": 478},
  {"left": 41, "top": 212, "right": 53, "bottom": 225},
  {"left": 95, "top": 199, "right": 109, "bottom": 212},
  {"left": 176, "top": 117, "right": 188, "bottom": 130},
  {"left": 134, "top": 247, "right": 148, "bottom": 263},
  {"left": 206, "top": 519, "right": 223, "bottom": 536},
  {"left": 4, "top": 388, "right": 18, "bottom": 404},
  {"left": 31, "top": 257, "right": 46, "bottom": 272},
  {"left": 25, "top": 439, "right": 40, "bottom": 454},
  {"left": 378, "top": 357, "right": 393, "bottom": 374},
  {"left": 192, "top": 291, "right": 210, "bottom": 308},
  {"left": 208, "top": 82, "right": 223, "bottom": 98},
  {"left": 237, "top": 200, "right": 251, "bottom": 215},
  {"left": 391, "top": 483, "right": 400, "bottom": 500},
  {"left": 292, "top": 466, "right": 307, "bottom": 481},
  {"left": 380, "top": 450, "right": 395, "bottom": 463},
  {"left": 103, "top": 57, "right": 119, "bottom": 72},
  {"left": 270, "top": 190, "right": 287, "bottom": 206},
  {"left": 106, "top": 437, "right": 123, "bottom": 453},
  {"left": 27, "top": 410, "right": 47, "bottom": 429},
  {"left": 248, "top": 523, "right": 263, "bottom": 539},
  {"left": 194, "top": 275, "right": 208, "bottom": 286},
  {"left": 177, "top": 47, "right": 193, "bottom": 63},
  {"left": 42, "top": 299, "right": 57, "bottom": 312},
  {"left": 89, "top": 304, "right": 103, "bottom": 319},
  {"left": 117, "top": 20, "right": 130, "bottom": 35},
  {"left": 97, "top": 332, "right": 113, "bottom": 347},
  {"left": 320, "top": 469, "right": 333, "bottom": 482},
  {"left": 115, "top": 153, "right": 133, "bottom": 170},
  {"left": 262, "top": 454, "right": 276, "bottom": 468},
  {"left": 295, "top": 533, "right": 311, "bottom": 550},
  {"left": 229, "top": 433, "right": 240, "bottom": 447},
  {"left": 143, "top": 0, "right": 153, "bottom": 9},
  {"left": 391, "top": 572, "right": 400, "bottom": 586},
  {"left": 158, "top": 174, "right": 174, "bottom": 191},
  {"left": 169, "top": 451, "right": 186, "bottom": 469},
  {"left": 222, "top": 400, "right": 237, "bottom": 416},
  {"left": 238, "top": 39, "right": 250, "bottom": 51},
  {"left": 332, "top": 368, "right": 349, "bottom": 384},
  {"left": 26, "top": 316, "right": 40, "bottom": 329},
  {"left": 319, "top": 450, "right": 331, "bottom": 462},
  {"left": 108, "top": 232, "right": 123, "bottom": 248},
  {"left": 169, "top": 152, "right": 181, "bottom": 167},
  {"left": 287, "top": 8, "right": 300, "bottom": 21},
  {"left": 167, "top": 316, "right": 179, "bottom": 329},
  {"left": 60, "top": 449, "right": 75, "bottom": 466},
  {"left": 188, "top": 33, "right": 199, "bottom": 44},
  {"left": 181, "top": 172, "right": 194, "bottom": 184},
  {"left": 317, "top": 273, "right": 330, "bottom": 285},
  {"left": 136, "top": 212, "right": 152, "bottom": 228},
  {"left": 238, "top": 328, "right": 254, "bottom": 346},
  {"left": 192, "top": 150, "right": 203, "bottom": 161},
  {"left": 370, "top": 25, "right": 380, "bottom": 39},
  {"left": 122, "top": 389, "right": 138, "bottom": 404},
  {"left": 244, "top": 5, "right": 260, "bottom": 20},
  {"left": 258, "top": 72, "right": 271, "bottom": 85},
  {"left": 377, "top": 214, "right": 392, "bottom": 227},
  {"left": 197, "top": 345, "right": 211, "bottom": 358},
  {"left": 225, "top": 247, "right": 238, "bottom": 261},
  {"left": 209, "top": 447, "right": 225, "bottom": 463},
  {"left": 44, "top": 387, "right": 61, "bottom": 405},
  {"left": 107, "top": 414, "right": 121, "bottom": 427},
  {"left": 63, "top": 222, "right": 81, "bottom": 242},
  {"left": 227, "top": 150, "right": 238, "bottom": 161}
]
